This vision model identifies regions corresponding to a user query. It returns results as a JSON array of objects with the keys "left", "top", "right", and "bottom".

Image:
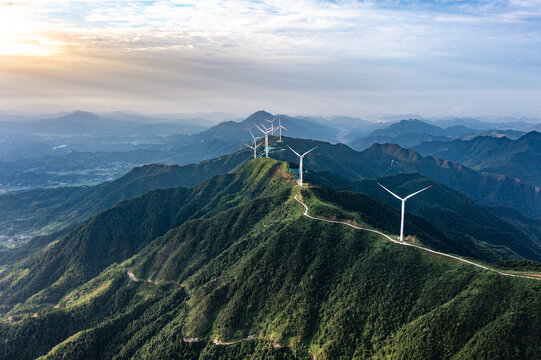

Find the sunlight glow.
[{"left": 0, "top": 2, "right": 60, "bottom": 56}]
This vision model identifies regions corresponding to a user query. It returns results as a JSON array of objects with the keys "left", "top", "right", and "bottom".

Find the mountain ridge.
[{"left": 2, "top": 159, "right": 541, "bottom": 359}]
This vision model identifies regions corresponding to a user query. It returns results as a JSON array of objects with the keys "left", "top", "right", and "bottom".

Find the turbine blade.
[
  {"left": 255, "top": 124, "right": 266, "bottom": 133},
  {"left": 244, "top": 143, "right": 254, "bottom": 149},
  {"left": 286, "top": 145, "right": 301, "bottom": 157},
  {"left": 302, "top": 147, "right": 317, "bottom": 157},
  {"left": 404, "top": 185, "right": 432, "bottom": 200},
  {"left": 377, "top": 183, "right": 403, "bottom": 201},
  {"left": 281, "top": 126, "right": 288, "bottom": 130},
  {"left": 249, "top": 129, "right": 256, "bottom": 139}
]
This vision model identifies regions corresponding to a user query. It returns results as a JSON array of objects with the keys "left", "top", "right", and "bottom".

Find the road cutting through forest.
[
  {"left": 293, "top": 193, "right": 541, "bottom": 282},
  {"left": 126, "top": 270, "right": 285, "bottom": 348}
]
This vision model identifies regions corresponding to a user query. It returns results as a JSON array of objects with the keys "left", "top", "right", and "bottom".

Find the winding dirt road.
[{"left": 293, "top": 193, "right": 541, "bottom": 281}]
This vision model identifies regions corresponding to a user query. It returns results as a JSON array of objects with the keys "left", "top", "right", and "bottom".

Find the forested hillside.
[{"left": 1, "top": 159, "right": 541, "bottom": 359}]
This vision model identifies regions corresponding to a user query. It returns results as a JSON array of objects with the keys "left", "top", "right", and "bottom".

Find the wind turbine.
[
  {"left": 265, "top": 117, "right": 276, "bottom": 135},
  {"left": 377, "top": 183, "right": 431, "bottom": 242},
  {"left": 287, "top": 145, "right": 317, "bottom": 186},
  {"left": 255, "top": 123, "right": 272, "bottom": 158},
  {"left": 245, "top": 130, "right": 262, "bottom": 159},
  {"left": 276, "top": 116, "right": 287, "bottom": 142}
]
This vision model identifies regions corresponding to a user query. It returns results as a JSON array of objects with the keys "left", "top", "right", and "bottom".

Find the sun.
[
  {"left": 0, "top": 37, "right": 56, "bottom": 56},
  {"left": 0, "top": 37, "right": 61, "bottom": 56},
  {"left": 0, "top": 4, "right": 59, "bottom": 56}
]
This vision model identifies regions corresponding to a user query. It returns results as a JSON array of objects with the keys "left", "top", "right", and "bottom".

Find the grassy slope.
[{"left": 1, "top": 160, "right": 540, "bottom": 359}]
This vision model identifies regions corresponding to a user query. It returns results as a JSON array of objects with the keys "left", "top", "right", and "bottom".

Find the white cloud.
[{"left": 1, "top": 0, "right": 541, "bottom": 116}]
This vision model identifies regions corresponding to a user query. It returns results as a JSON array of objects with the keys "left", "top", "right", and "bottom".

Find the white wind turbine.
[
  {"left": 245, "top": 130, "right": 262, "bottom": 159},
  {"left": 276, "top": 116, "right": 287, "bottom": 142},
  {"left": 287, "top": 145, "right": 317, "bottom": 186},
  {"left": 377, "top": 183, "right": 431, "bottom": 242},
  {"left": 265, "top": 117, "right": 277, "bottom": 135},
  {"left": 255, "top": 123, "right": 272, "bottom": 158}
]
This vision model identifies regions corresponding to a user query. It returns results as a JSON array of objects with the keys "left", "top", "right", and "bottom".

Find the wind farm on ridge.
[{"left": 245, "top": 115, "right": 430, "bottom": 243}]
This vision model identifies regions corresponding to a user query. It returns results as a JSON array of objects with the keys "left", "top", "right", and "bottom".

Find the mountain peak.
[
  {"left": 242, "top": 110, "right": 275, "bottom": 124},
  {"left": 365, "top": 142, "right": 422, "bottom": 161},
  {"left": 58, "top": 110, "right": 102, "bottom": 122},
  {"left": 519, "top": 130, "right": 541, "bottom": 142},
  {"left": 365, "top": 118, "right": 445, "bottom": 139}
]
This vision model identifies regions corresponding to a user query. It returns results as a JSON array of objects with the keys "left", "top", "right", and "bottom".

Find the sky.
[{"left": 1, "top": 0, "right": 541, "bottom": 118}]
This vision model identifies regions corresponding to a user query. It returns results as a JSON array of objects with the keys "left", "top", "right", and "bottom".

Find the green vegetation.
[
  {"left": 0, "top": 159, "right": 541, "bottom": 359},
  {"left": 414, "top": 131, "right": 541, "bottom": 187},
  {"left": 0, "top": 152, "right": 252, "bottom": 238},
  {"left": 307, "top": 171, "right": 541, "bottom": 262}
]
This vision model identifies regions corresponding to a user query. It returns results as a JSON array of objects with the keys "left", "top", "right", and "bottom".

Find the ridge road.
[{"left": 293, "top": 193, "right": 541, "bottom": 281}]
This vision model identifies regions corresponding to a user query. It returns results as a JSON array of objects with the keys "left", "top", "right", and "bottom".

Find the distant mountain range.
[
  {"left": 348, "top": 119, "right": 526, "bottom": 150},
  {"left": 186, "top": 110, "right": 341, "bottom": 143},
  {"left": 3, "top": 135, "right": 541, "bottom": 245},
  {"left": 0, "top": 110, "right": 209, "bottom": 136},
  {"left": 0, "top": 110, "right": 342, "bottom": 191},
  {"left": 2, "top": 111, "right": 538, "bottom": 193},
  {"left": 414, "top": 131, "right": 541, "bottom": 187}
]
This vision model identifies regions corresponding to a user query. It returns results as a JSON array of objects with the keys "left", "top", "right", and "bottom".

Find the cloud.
[{"left": 1, "top": 0, "right": 541, "bottom": 116}]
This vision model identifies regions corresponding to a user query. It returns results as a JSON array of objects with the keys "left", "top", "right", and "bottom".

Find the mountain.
[
  {"left": 0, "top": 111, "right": 131, "bottom": 136},
  {"left": 349, "top": 119, "right": 461, "bottom": 150},
  {"left": 1, "top": 159, "right": 541, "bottom": 359},
  {"left": 307, "top": 171, "right": 541, "bottom": 262},
  {"left": 253, "top": 138, "right": 541, "bottom": 218},
  {"left": 351, "top": 132, "right": 451, "bottom": 150},
  {"left": 0, "top": 111, "right": 207, "bottom": 136},
  {"left": 305, "top": 115, "right": 379, "bottom": 133},
  {"left": 0, "top": 150, "right": 252, "bottom": 237},
  {"left": 98, "top": 111, "right": 216, "bottom": 127},
  {"left": 461, "top": 129, "right": 525, "bottom": 140},
  {"left": 181, "top": 110, "right": 340, "bottom": 144},
  {"left": 370, "top": 119, "right": 448, "bottom": 137},
  {"left": 414, "top": 131, "right": 541, "bottom": 186},
  {"left": 356, "top": 143, "right": 541, "bottom": 218},
  {"left": 348, "top": 119, "right": 528, "bottom": 151},
  {"left": 192, "top": 110, "right": 341, "bottom": 143},
  {"left": 0, "top": 110, "right": 341, "bottom": 192},
  {"left": 427, "top": 116, "right": 538, "bottom": 131},
  {"left": 4, "top": 135, "right": 541, "bottom": 241}
]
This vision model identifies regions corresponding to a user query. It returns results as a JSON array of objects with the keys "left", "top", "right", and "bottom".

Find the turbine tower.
[
  {"left": 377, "top": 183, "right": 431, "bottom": 242},
  {"left": 245, "top": 130, "right": 262, "bottom": 159},
  {"left": 287, "top": 145, "right": 317, "bottom": 186},
  {"left": 255, "top": 123, "right": 272, "bottom": 158},
  {"left": 244, "top": 141, "right": 262, "bottom": 159},
  {"left": 276, "top": 116, "right": 287, "bottom": 142}
]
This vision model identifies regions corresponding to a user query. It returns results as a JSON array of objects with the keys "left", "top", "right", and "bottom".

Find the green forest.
[{"left": 1, "top": 159, "right": 541, "bottom": 359}]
